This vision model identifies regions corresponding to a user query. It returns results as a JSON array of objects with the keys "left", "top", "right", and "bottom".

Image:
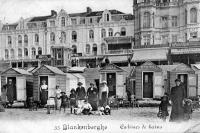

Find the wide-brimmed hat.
[
  {"left": 175, "top": 79, "right": 181, "bottom": 82},
  {"left": 77, "top": 82, "right": 83, "bottom": 86},
  {"left": 102, "top": 81, "right": 107, "bottom": 84},
  {"left": 70, "top": 88, "right": 75, "bottom": 93}
]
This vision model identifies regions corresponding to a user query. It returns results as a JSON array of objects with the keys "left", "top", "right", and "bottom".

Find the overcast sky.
[{"left": 0, "top": 0, "right": 133, "bottom": 23}]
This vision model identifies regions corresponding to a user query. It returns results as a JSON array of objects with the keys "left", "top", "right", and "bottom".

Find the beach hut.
[
  {"left": 65, "top": 73, "right": 78, "bottom": 95},
  {"left": 32, "top": 65, "right": 66, "bottom": 101},
  {"left": 134, "top": 61, "right": 164, "bottom": 99},
  {"left": 191, "top": 64, "right": 200, "bottom": 96},
  {"left": 99, "top": 63, "right": 129, "bottom": 98},
  {"left": 1, "top": 68, "right": 33, "bottom": 102}
]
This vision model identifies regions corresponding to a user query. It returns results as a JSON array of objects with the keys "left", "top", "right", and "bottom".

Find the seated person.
[
  {"left": 104, "top": 105, "right": 111, "bottom": 115},
  {"left": 81, "top": 100, "right": 92, "bottom": 115}
]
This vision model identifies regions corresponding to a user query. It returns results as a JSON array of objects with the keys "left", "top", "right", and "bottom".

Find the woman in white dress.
[
  {"left": 40, "top": 80, "right": 48, "bottom": 105},
  {"left": 100, "top": 81, "right": 109, "bottom": 106}
]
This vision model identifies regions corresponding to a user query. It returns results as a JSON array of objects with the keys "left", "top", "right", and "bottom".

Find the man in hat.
[
  {"left": 87, "top": 83, "right": 98, "bottom": 111},
  {"left": 170, "top": 78, "right": 186, "bottom": 122},
  {"left": 6, "top": 79, "right": 16, "bottom": 106},
  {"left": 76, "top": 82, "right": 86, "bottom": 108}
]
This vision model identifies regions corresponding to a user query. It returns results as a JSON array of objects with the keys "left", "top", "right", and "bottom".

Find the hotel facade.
[{"left": 0, "top": 7, "right": 134, "bottom": 69}]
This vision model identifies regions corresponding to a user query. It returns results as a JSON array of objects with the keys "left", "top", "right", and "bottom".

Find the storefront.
[
  {"left": 32, "top": 65, "right": 66, "bottom": 101},
  {"left": 99, "top": 64, "right": 129, "bottom": 98},
  {"left": 1, "top": 68, "right": 33, "bottom": 102}
]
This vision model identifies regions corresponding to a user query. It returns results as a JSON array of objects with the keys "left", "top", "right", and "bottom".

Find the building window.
[
  {"left": 172, "top": 35, "right": 178, "bottom": 43},
  {"left": 57, "top": 49, "right": 62, "bottom": 59},
  {"left": 92, "top": 44, "right": 97, "bottom": 56},
  {"left": 162, "top": 35, "right": 169, "bottom": 44},
  {"left": 24, "top": 35, "right": 28, "bottom": 45},
  {"left": 38, "top": 47, "right": 42, "bottom": 55},
  {"left": 24, "top": 48, "right": 28, "bottom": 57},
  {"left": 161, "top": 16, "right": 168, "bottom": 28},
  {"left": 71, "top": 18, "right": 77, "bottom": 25},
  {"left": 104, "top": 14, "right": 110, "bottom": 21},
  {"left": 72, "top": 45, "right": 77, "bottom": 54},
  {"left": 90, "top": 18, "right": 93, "bottom": 23},
  {"left": 190, "top": 8, "right": 197, "bottom": 23},
  {"left": 89, "top": 30, "right": 94, "bottom": 40},
  {"left": 18, "top": 35, "right": 22, "bottom": 45},
  {"left": 8, "top": 36, "right": 12, "bottom": 45},
  {"left": 72, "top": 31, "right": 77, "bottom": 42},
  {"left": 185, "top": 9, "right": 187, "bottom": 25},
  {"left": 32, "top": 47, "right": 36, "bottom": 57},
  {"left": 5, "top": 49, "right": 9, "bottom": 59},
  {"left": 86, "top": 44, "right": 90, "bottom": 54},
  {"left": 18, "top": 48, "right": 22, "bottom": 58},
  {"left": 172, "top": 16, "right": 178, "bottom": 27},
  {"left": 143, "top": 35, "right": 151, "bottom": 45},
  {"left": 80, "top": 18, "right": 85, "bottom": 24},
  {"left": 101, "top": 29, "right": 106, "bottom": 38},
  {"left": 121, "top": 27, "right": 126, "bottom": 36},
  {"left": 60, "top": 31, "right": 66, "bottom": 43},
  {"left": 190, "top": 32, "right": 197, "bottom": 38},
  {"left": 50, "top": 20, "right": 55, "bottom": 27},
  {"left": 10, "top": 49, "right": 14, "bottom": 59},
  {"left": 108, "top": 28, "right": 113, "bottom": 37},
  {"left": 101, "top": 43, "right": 106, "bottom": 54},
  {"left": 61, "top": 17, "right": 65, "bottom": 27},
  {"left": 143, "top": 12, "right": 151, "bottom": 28},
  {"left": 35, "top": 34, "right": 39, "bottom": 43},
  {"left": 50, "top": 32, "right": 55, "bottom": 42}
]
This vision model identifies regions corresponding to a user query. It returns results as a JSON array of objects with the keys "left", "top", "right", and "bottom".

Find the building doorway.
[
  {"left": 7, "top": 77, "right": 17, "bottom": 100},
  {"left": 107, "top": 73, "right": 116, "bottom": 97},
  {"left": 177, "top": 74, "right": 188, "bottom": 97},
  {"left": 143, "top": 72, "right": 153, "bottom": 98}
]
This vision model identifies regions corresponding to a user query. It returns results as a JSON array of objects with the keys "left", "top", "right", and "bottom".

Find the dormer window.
[{"left": 107, "top": 14, "right": 109, "bottom": 21}]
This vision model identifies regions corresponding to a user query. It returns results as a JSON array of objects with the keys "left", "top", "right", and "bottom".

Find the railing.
[{"left": 107, "top": 49, "right": 133, "bottom": 54}]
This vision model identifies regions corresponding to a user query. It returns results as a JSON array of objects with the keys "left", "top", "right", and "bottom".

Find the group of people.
[
  {"left": 41, "top": 80, "right": 110, "bottom": 115},
  {"left": 158, "top": 78, "right": 193, "bottom": 122}
]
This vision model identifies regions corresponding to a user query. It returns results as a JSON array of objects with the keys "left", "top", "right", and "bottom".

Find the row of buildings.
[{"left": 1, "top": 0, "right": 200, "bottom": 100}]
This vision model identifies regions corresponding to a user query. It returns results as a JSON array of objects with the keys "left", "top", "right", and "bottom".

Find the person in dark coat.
[
  {"left": 6, "top": 79, "right": 16, "bottom": 106},
  {"left": 158, "top": 93, "right": 170, "bottom": 121},
  {"left": 76, "top": 82, "right": 86, "bottom": 108},
  {"left": 70, "top": 89, "right": 76, "bottom": 114},
  {"left": 170, "top": 79, "right": 186, "bottom": 122},
  {"left": 87, "top": 83, "right": 98, "bottom": 111}
]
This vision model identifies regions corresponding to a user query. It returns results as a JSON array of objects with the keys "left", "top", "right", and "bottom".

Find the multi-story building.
[
  {"left": 133, "top": 0, "right": 200, "bottom": 65},
  {"left": 0, "top": 7, "right": 134, "bottom": 69}
]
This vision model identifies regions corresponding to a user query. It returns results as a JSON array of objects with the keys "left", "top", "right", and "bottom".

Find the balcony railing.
[{"left": 107, "top": 49, "right": 133, "bottom": 55}]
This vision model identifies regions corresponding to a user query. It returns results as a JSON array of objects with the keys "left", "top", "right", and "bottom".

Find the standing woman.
[
  {"left": 87, "top": 83, "right": 98, "bottom": 111},
  {"left": 55, "top": 85, "right": 62, "bottom": 110},
  {"left": 40, "top": 80, "right": 48, "bottom": 106},
  {"left": 100, "top": 81, "right": 109, "bottom": 106}
]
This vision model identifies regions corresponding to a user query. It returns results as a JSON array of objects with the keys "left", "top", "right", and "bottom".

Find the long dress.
[
  {"left": 170, "top": 84, "right": 186, "bottom": 122},
  {"left": 55, "top": 89, "right": 61, "bottom": 109},
  {"left": 87, "top": 87, "right": 98, "bottom": 111},
  {"left": 40, "top": 84, "right": 48, "bottom": 105},
  {"left": 100, "top": 85, "right": 109, "bottom": 106}
]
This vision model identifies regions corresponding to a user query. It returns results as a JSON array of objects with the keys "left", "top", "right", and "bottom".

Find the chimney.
[
  {"left": 51, "top": 10, "right": 57, "bottom": 17},
  {"left": 87, "top": 7, "right": 92, "bottom": 14}
]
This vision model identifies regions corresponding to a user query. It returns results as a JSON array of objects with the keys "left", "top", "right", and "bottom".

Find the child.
[
  {"left": 60, "top": 92, "right": 68, "bottom": 113},
  {"left": 0, "top": 96, "right": 5, "bottom": 112},
  {"left": 81, "top": 100, "right": 92, "bottom": 115},
  {"left": 158, "top": 94, "right": 169, "bottom": 121},
  {"left": 69, "top": 89, "right": 76, "bottom": 114},
  {"left": 184, "top": 99, "right": 193, "bottom": 120},
  {"left": 104, "top": 105, "right": 111, "bottom": 115}
]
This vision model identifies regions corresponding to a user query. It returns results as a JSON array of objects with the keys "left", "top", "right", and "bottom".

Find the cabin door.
[
  {"left": 177, "top": 74, "right": 188, "bottom": 97},
  {"left": 16, "top": 77, "right": 26, "bottom": 101},
  {"left": 143, "top": 72, "right": 153, "bottom": 98},
  {"left": 107, "top": 73, "right": 116, "bottom": 97}
]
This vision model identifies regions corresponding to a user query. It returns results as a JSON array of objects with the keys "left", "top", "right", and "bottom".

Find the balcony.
[
  {"left": 133, "top": 44, "right": 170, "bottom": 49},
  {"left": 104, "top": 36, "right": 133, "bottom": 44}
]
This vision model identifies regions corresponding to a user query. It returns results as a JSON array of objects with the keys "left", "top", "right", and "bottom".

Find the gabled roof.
[
  {"left": 44, "top": 65, "right": 65, "bottom": 75},
  {"left": 1, "top": 68, "right": 32, "bottom": 75},
  {"left": 191, "top": 64, "right": 200, "bottom": 70},
  {"left": 171, "top": 63, "right": 194, "bottom": 72},
  {"left": 158, "top": 65, "right": 179, "bottom": 72},
  {"left": 100, "top": 63, "right": 126, "bottom": 72}
]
